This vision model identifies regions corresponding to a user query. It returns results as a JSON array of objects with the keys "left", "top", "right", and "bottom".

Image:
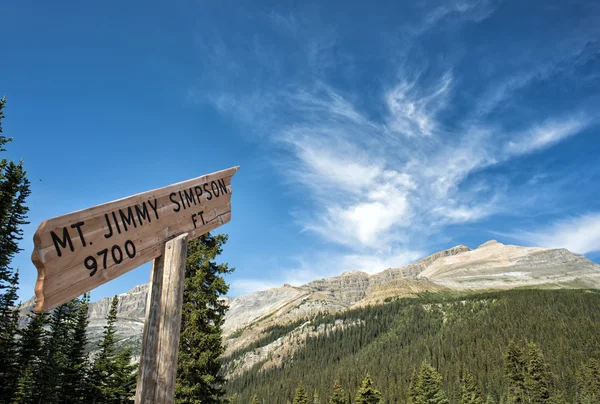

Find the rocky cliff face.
[
  {"left": 18, "top": 240, "right": 600, "bottom": 367},
  {"left": 418, "top": 240, "right": 600, "bottom": 289}
]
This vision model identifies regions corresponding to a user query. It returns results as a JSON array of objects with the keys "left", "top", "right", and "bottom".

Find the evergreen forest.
[{"left": 225, "top": 289, "right": 600, "bottom": 404}]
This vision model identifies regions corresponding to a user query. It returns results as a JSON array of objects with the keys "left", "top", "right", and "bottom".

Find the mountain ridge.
[{"left": 17, "top": 240, "right": 600, "bottom": 362}]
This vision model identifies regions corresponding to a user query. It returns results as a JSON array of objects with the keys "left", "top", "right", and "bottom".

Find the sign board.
[{"left": 31, "top": 166, "right": 239, "bottom": 312}]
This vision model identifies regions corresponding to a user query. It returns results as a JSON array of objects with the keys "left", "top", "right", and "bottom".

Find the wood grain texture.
[
  {"left": 134, "top": 255, "right": 164, "bottom": 404},
  {"left": 32, "top": 166, "right": 239, "bottom": 311},
  {"left": 154, "top": 233, "right": 187, "bottom": 403},
  {"left": 134, "top": 233, "right": 188, "bottom": 404}
]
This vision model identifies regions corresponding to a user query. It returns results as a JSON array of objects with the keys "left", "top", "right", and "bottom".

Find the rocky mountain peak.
[{"left": 477, "top": 240, "right": 502, "bottom": 249}]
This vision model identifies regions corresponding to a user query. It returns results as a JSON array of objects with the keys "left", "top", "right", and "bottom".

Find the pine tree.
[
  {"left": 175, "top": 233, "right": 234, "bottom": 404},
  {"left": 355, "top": 373, "right": 383, "bottom": 404},
  {"left": 524, "top": 342, "right": 550, "bottom": 403},
  {"left": 11, "top": 309, "right": 47, "bottom": 404},
  {"left": 329, "top": 380, "right": 347, "bottom": 404},
  {"left": 33, "top": 302, "right": 75, "bottom": 404},
  {"left": 0, "top": 96, "right": 31, "bottom": 403},
  {"left": 504, "top": 341, "right": 526, "bottom": 404},
  {"left": 409, "top": 362, "right": 449, "bottom": 404},
  {"left": 59, "top": 295, "right": 91, "bottom": 404},
  {"left": 293, "top": 382, "right": 309, "bottom": 404},
  {"left": 10, "top": 364, "right": 34, "bottom": 404},
  {"left": 460, "top": 371, "right": 483, "bottom": 404},
  {"left": 577, "top": 358, "right": 600, "bottom": 403},
  {"left": 89, "top": 295, "right": 136, "bottom": 404}
]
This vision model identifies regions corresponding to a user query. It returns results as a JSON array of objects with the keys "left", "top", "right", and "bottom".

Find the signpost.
[{"left": 31, "top": 166, "right": 239, "bottom": 404}]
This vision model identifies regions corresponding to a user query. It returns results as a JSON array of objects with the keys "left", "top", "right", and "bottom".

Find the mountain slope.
[
  {"left": 224, "top": 289, "right": 600, "bottom": 403},
  {"left": 17, "top": 240, "right": 600, "bottom": 361}
]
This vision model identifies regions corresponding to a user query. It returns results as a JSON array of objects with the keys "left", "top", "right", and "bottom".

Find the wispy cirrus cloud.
[
  {"left": 509, "top": 213, "right": 600, "bottom": 255},
  {"left": 506, "top": 115, "right": 592, "bottom": 155},
  {"left": 188, "top": 1, "right": 599, "bottom": 288}
]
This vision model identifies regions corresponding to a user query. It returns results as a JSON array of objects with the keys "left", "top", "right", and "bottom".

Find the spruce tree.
[
  {"left": 460, "top": 371, "right": 483, "bottom": 404},
  {"left": 577, "top": 358, "right": 600, "bottom": 403},
  {"left": 293, "top": 382, "right": 309, "bottom": 404},
  {"left": 174, "top": 233, "right": 234, "bottom": 404},
  {"left": 89, "top": 295, "right": 136, "bottom": 404},
  {"left": 59, "top": 295, "right": 91, "bottom": 404},
  {"left": 355, "top": 373, "right": 383, "bottom": 404},
  {"left": 10, "top": 364, "right": 34, "bottom": 404},
  {"left": 0, "top": 96, "right": 31, "bottom": 403},
  {"left": 504, "top": 341, "right": 525, "bottom": 404},
  {"left": 11, "top": 309, "right": 47, "bottom": 404},
  {"left": 329, "top": 380, "right": 346, "bottom": 404},
  {"left": 524, "top": 342, "right": 550, "bottom": 403},
  {"left": 33, "top": 302, "right": 75, "bottom": 404},
  {"left": 409, "top": 362, "right": 449, "bottom": 404}
]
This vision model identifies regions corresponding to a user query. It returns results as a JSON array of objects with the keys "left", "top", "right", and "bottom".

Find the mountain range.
[{"left": 18, "top": 240, "right": 600, "bottom": 370}]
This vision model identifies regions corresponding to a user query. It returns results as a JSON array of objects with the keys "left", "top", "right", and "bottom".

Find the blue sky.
[{"left": 2, "top": 0, "right": 599, "bottom": 302}]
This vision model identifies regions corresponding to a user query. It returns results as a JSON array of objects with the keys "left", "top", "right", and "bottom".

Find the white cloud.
[
  {"left": 507, "top": 116, "right": 591, "bottom": 155},
  {"left": 187, "top": 5, "right": 598, "bottom": 291},
  {"left": 229, "top": 278, "right": 283, "bottom": 295},
  {"left": 385, "top": 72, "right": 452, "bottom": 137},
  {"left": 513, "top": 213, "right": 600, "bottom": 254}
]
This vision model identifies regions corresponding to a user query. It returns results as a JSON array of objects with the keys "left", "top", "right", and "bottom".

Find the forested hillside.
[{"left": 225, "top": 289, "right": 600, "bottom": 403}]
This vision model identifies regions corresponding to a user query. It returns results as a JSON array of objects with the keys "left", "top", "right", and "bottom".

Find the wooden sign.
[{"left": 31, "top": 166, "right": 239, "bottom": 312}]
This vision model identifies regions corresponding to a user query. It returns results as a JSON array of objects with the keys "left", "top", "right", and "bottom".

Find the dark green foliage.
[
  {"left": 175, "top": 233, "right": 234, "bottom": 404},
  {"left": 10, "top": 365, "right": 34, "bottom": 404},
  {"left": 0, "top": 96, "right": 31, "bottom": 403},
  {"left": 460, "top": 371, "right": 483, "bottom": 404},
  {"left": 293, "top": 382, "right": 309, "bottom": 404},
  {"left": 328, "top": 380, "right": 346, "bottom": 404},
  {"left": 355, "top": 373, "right": 383, "bottom": 404},
  {"left": 59, "top": 294, "right": 91, "bottom": 404},
  {"left": 226, "top": 290, "right": 600, "bottom": 403},
  {"left": 89, "top": 295, "right": 137, "bottom": 404},
  {"left": 576, "top": 358, "right": 600, "bottom": 403},
  {"left": 409, "top": 362, "right": 448, "bottom": 404},
  {"left": 524, "top": 342, "right": 550, "bottom": 403},
  {"left": 503, "top": 341, "right": 552, "bottom": 404},
  {"left": 504, "top": 341, "right": 526, "bottom": 403}
]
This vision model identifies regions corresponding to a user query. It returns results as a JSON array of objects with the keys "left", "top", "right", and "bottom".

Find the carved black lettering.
[
  {"left": 111, "top": 212, "right": 121, "bottom": 234},
  {"left": 211, "top": 181, "right": 220, "bottom": 198},
  {"left": 198, "top": 210, "right": 206, "bottom": 225},
  {"left": 194, "top": 186, "right": 203, "bottom": 203},
  {"left": 217, "top": 178, "right": 228, "bottom": 195},
  {"left": 170, "top": 192, "right": 181, "bottom": 213},
  {"left": 103, "top": 214, "right": 114, "bottom": 239},
  {"left": 148, "top": 198, "right": 159, "bottom": 220},
  {"left": 191, "top": 213, "right": 198, "bottom": 229},
  {"left": 178, "top": 191, "right": 186, "bottom": 210},
  {"left": 203, "top": 183, "right": 213, "bottom": 200},
  {"left": 84, "top": 256, "right": 97, "bottom": 276},
  {"left": 124, "top": 240, "right": 136, "bottom": 258},
  {"left": 183, "top": 188, "right": 197, "bottom": 208},
  {"left": 70, "top": 221, "right": 87, "bottom": 247},
  {"left": 119, "top": 207, "right": 137, "bottom": 232},
  {"left": 51, "top": 227, "right": 74, "bottom": 257},
  {"left": 111, "top": 245, "right": 123, "bottom": 264},
  {"left": 135, "top": 202, "right": 150, "bottom": 225},
  {"left": 97, "top": 249, "right": 109, "bottom": 269}
]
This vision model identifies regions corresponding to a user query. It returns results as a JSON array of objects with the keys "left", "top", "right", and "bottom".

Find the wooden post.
[{"left": 134, "top": 233, "right": 188, "bottom": 404}]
